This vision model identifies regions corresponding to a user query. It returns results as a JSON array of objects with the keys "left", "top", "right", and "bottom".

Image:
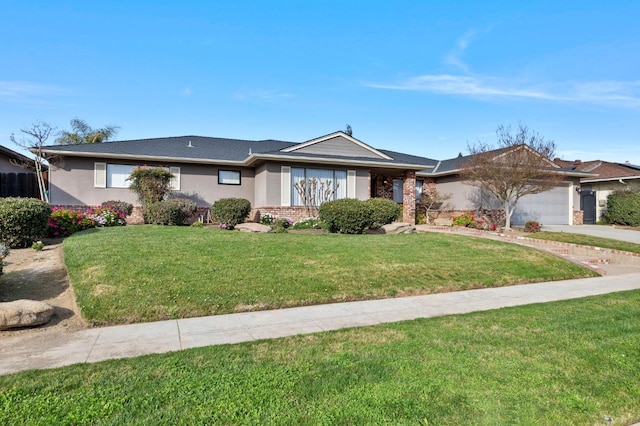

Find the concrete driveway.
[{"left": 543, "top": 225, "right": 640, "bottom": 244}]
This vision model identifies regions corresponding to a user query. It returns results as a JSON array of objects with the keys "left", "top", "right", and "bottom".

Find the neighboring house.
[
  {"left": 554, "top": 159, "right": 640, "bottom": 224},
  {"left": 38, "top": 131, "right": 590, "bottom": 225},
  {"left": 417, "top": 149, "right": 592, "bottom": 226},
  {"left": 0, "top": 144, "right": 44, "bottom": 198}
]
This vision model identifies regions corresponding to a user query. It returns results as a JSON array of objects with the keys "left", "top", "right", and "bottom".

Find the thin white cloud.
[
  {"left": 0, "top": 81, "right": 66, "bottom": 104},
  {"left": 444, "top": 29, "right": 478, "bottom": 73},
  {"left": 181, "top": 86, "right": 192, "bottom": 96},
  {"left": 367, "top": 74, "right": 640, "bottom": 107},
  {"left": 233, "top": 90, "right": 294, "bottom": 102}
]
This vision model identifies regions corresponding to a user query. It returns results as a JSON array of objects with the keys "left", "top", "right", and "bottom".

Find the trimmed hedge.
[
  {"left": 606, "top": 190, "right": 640, "bottom": 226},
  {"left": 210, "top": 198, "right": 251, "bottom": 229},
  {"left": 102, "top": 200, "right": 134, "bottom": 217},
  {"left": 0, "top": 197, "right": 52, "bottom": 248},
  {"left": 144, "top": 199, "right": 196, "bottom": 226},
  {"left": 319, "top": 198, "right": 374, "bottom": 234},
  {"left": 364, "top": 198, "right": 401, "bottom": 229}
]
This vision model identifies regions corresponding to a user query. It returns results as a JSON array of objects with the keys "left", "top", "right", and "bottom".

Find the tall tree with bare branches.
[
  {"left": 10, "top": 121, "right": 55, "bottom": 202},
  {"left": 460, "top": 124, "right": 563, "bottom": 230}
]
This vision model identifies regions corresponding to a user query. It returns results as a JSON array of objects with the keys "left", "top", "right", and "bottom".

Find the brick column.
[{"left": 402, "top": 170, "right": 416, "bottom": 224}]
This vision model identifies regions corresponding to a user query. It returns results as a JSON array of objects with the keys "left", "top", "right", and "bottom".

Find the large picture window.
[
  {"left": 107, "top": 164, "right": 135, "bottom": 188},
  {"left": 291, "top": 168, "right": 347, "bottom": 206}
]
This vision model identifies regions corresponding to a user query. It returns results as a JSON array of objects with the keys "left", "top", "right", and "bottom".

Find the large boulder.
[
  {"left": 235, "top": 223, "right": 271, "bottom": 233},
  {"left": 380, "top": 222, "right": 416, "bottom": 234},
  {"left": 0, "top": 299, "right": 55, "bottom": 330}
]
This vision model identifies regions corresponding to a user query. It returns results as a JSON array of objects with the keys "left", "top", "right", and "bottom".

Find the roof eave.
[{"left": 246, "top": 153, "right": 434, "bottom": 170}]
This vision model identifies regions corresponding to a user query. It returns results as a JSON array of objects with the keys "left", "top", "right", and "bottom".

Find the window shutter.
[
  {"left": 281, "top": 166, "right": 291, "bottom": 206},
  {"left": 169, "top": 166, "right": 181, "bottom": 190},
  {"left": 347, "top": 170, "right": 356, "bottom": 198},
  {"left": 94, "top": 162, "right": 106, "bottom": 188}
]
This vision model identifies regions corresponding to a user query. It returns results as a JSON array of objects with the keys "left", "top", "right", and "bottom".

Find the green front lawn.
[
  {"left": 2, "top": 291, "right": 638, "bottom": 425},
  {"left": 63, "top": 226, "right": 597, "bottom": 326},
  {"left": 531, "top": 231, "right": 640, "bottom": 254}
]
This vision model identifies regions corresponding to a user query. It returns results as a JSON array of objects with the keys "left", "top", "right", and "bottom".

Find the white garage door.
[{"left": 512, "top": 186, "right": 571, "bottom": 225}]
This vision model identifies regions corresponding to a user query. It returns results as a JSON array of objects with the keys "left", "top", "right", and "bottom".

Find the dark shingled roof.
[
  {"left": 41, "top": 136, "right": 297, "bottom": 162},
  {"left": 40, "top": 134, "right": 439, "bottom": 167}
]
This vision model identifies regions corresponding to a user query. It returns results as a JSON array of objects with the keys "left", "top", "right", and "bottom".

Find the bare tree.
[
  {"left": 56, "top": 118, "right": 119, "bottom": 144},
  {"left": 419, "top": 181, "right": 452, "bottom": 224},
  {"left": 10, "top": 121, "right": 56, "bottom": 202},
  {"left": 293, "top": 178, "right": 338, "bottom": 217},
  {"left": 460, "top": 124, "right": 563, "bottom": 230}
]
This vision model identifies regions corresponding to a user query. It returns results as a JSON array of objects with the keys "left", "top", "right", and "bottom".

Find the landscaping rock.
[
  {"left": 0, "top": 299, "right": 55, "bottom": 330},
  {"left": 381, "top": 222, "right": 416, "bottom": 234},
  {"left": 235, "top": 223, "right": 271, "bottom": 233},
  {"left": 434, "top": 218, "right": 453, "bottom": 226}
]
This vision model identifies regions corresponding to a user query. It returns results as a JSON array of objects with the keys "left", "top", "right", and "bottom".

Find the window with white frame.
[
  {"left": 107, "top": 164, "right": 135, "bottom": 188},
  {"left": 291, "top": 168, "right": 347, "bottom": 206},
  {"left": 94, "top": 163, "right": 180, "bottom": 190}
]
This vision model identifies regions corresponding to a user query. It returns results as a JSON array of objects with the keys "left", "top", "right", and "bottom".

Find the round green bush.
[
  {"left": 101, "top": 200, "right": 134, "bottom": 216},
  {"left": 144, "top": 200, "right": 189, "bottom": 225},
  {"left": 606, "top": 190, "right": 640, "bottom": 227},
  {"left": 364, "top": 198, "right": 401, "bottom": 229},
  {"left": 0, "top": 197, "right": 52, "bottom": 248},
  {"left": 210, "top": 198, "right": 251, "bottom": 229},
  {"left": 318, "top": 198, "right": 373, "bottom": 234}
]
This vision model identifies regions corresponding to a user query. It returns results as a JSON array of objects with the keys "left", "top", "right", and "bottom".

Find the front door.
[{"left": 580, "top": 190, "right": 597, "bottom": 224}]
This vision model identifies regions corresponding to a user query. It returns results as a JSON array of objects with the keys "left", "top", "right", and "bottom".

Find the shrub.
[
  {"left": 32, "top": 241, "right": 44, "bottom": 251},
  {"left": 271, "top": 217, "right": 293, "bottom": 233},
  {"left": 48, "top": 207, "right": 96, "bottom": 237},
  {"left": 319, "top": 198, "right": 373, "bottom": 234},
  {"left": 210, "top": 198, "right": 251, "bottom": 230},
  {"left": 260, "top": 213, "right": 275, "bottom": 226},
  {"left": 364, "top": 198, "right": 401, "bottom": 229},
  {"left": 128, "top": 167, "right": 174, "bottom": 205},
  {"left": 101, "top": 200, "right": 133, "bottom": 217},
  {"left": 87, "top": 206, "right": 127, "bottom": 227},
  {"left": 190, "top": 221, "right": 204, "bottom": 228},
  {"left": 524, "top": 220, "right": 541, "bottom": 233},
  {"left": 291, "top": 217, "right": 323, "bottom": 230},
  {"left": 0, "top": 242, "right": 8, "bottom": 275},
  {"left": 144, "top": 200, "right": 191, "bottom": 225},
  {"left": 605, "top": 190, "right": 640, "bottom": 227},
  {"left": 451, "top": 213, "right": 477, "bottom": 228},
  {"left": 0, "top": 198, "right": 52, "bottom": 247}
]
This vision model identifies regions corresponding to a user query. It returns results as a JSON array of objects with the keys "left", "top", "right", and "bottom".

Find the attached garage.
[{"left": 511, "top": 185, "right": 572, "bottom": 225}]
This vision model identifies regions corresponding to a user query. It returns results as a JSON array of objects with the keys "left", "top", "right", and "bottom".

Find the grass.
[
  {"left": 62, "top": 226, "right": 598, "bottom": 325},
  {"left": 530, "top": 231, "right": 640, "bottom": 254},
  {"left": 1, "top": 290, "right": 639, "bottom": 425}
]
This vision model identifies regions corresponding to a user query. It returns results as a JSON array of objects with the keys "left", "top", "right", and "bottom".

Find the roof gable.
[{"left": 281, "top": 131, "right": 394, "bottom": 160}]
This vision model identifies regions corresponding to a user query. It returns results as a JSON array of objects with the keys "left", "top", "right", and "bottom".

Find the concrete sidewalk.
[{"left": 2, "top": 273, "right": 640, "bottom": 375}]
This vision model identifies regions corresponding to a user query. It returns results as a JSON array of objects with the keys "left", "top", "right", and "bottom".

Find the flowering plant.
[
  {"left": 524, "top": 220, "right": 541, "bottom": 233},
  {"left": 48, "top": 207, "right": 96, "bottom": 237},
  {"left": 452, "top": 213, "right": 477, "bottom": 228},
  {"left": 87, "top": 206, "right": 126, "bottom": 227}
]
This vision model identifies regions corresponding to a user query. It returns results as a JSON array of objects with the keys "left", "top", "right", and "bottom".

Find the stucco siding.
[
  {"left": 0, "top": 153, "right": 31, "bottom": 174},
  {"left": 50, "top": 157, "right": 255, "bottom": 207}
]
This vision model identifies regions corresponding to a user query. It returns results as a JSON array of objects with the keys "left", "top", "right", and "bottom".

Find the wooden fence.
[{"left": 0, "top": 172, "right": 41, "bottom": 198}]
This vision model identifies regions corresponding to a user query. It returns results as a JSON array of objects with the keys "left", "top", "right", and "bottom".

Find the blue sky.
[{"left": 2, "top": 1, "right": 639, "bottom": 164}]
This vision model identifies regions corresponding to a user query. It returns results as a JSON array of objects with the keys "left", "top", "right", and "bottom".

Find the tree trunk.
[{"left": 504, "top": 200, "right": 512, "bottom": 230}]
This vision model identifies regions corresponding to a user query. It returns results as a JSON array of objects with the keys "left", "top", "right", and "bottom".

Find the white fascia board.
[
  {"left": 41, "top": 150, "right": 247, "bottom": 166},
  {"left": 582, "top": 175, "right": 640, "bottom": 183},
  {"left": 246, "top": 153, "right": 433, "bottom": 170}
]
